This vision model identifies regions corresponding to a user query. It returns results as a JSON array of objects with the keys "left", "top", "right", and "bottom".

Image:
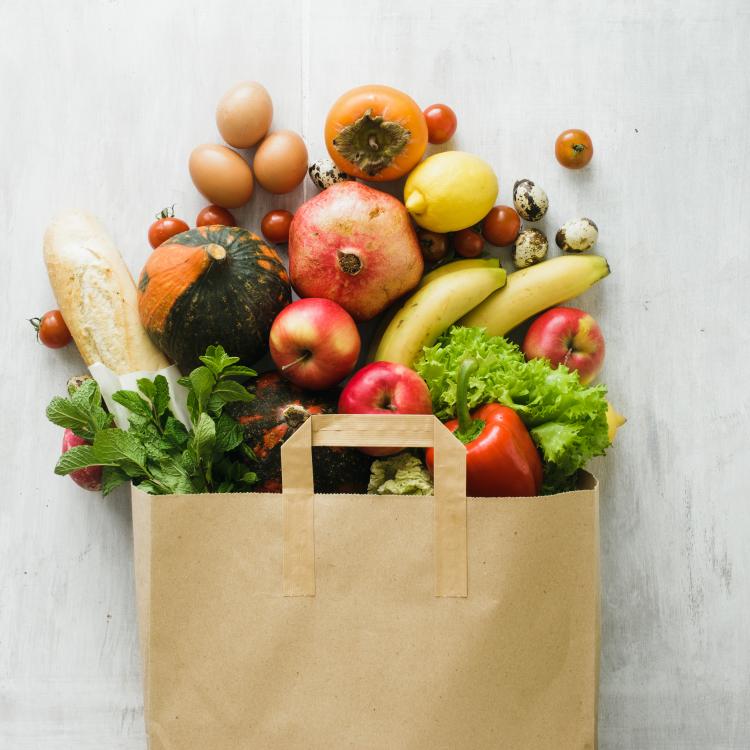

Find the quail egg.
[
  {"left": 512, "top": 179, "right": 549, "bottom": 222},
  {"left": 513, "top": 228, "right": 548, "bottom": 268},
  {"left": 308, "top": 158, "right": 354, "bottom": 190},
  {"left": 555, "top": 218, "right": 598, "bottom": 252}
]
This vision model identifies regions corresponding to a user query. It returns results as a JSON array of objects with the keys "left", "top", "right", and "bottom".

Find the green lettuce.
[
  {"left": 414, "top": 326, "right": 610, "bottom": 494},
  {"left": 368, "top": 452, "right": 433, "bottom": 495}
]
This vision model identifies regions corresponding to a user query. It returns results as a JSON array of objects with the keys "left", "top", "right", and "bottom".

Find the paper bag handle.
[{"left": 280, "top": 414, "right": 467, "bottom": 598}]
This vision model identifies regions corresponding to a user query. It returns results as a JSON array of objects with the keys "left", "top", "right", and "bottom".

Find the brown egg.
[
  {"left": 188, "top": 144, "right": 254, "bottom": 208},
  {"left": 216, "top": 81, "right": 273, "bottom": 148},
  {"left": 253, "top": 130, "right": 309, "bottom": 194}
]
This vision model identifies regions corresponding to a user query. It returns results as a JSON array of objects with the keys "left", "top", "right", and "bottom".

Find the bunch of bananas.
[{"left": 373, "top": 253, "right": 610, "bottom": 365}]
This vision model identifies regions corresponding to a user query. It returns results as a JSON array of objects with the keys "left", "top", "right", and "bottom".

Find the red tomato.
[
  {"left": 453, "top": 228, "right": 484, "bottom": 258},
  {"left": 196, "top": 204, "right": 237, "bottom": 227},
  {"left": 482, "top": 205, "right": 521, "bottom": 247},
  {"left": 555, "top": 129, "right": 594, "bottom": 169},
  {"left": 30, "top": 310, "right": 72, "bottom": 348},
  {"left": 148, "top": 206, "right": 189, "bottom": 248},
  {"left": 423, "top": 103, "right": 457, "bottom": 145},
  {"left": 261, "top": 210, "right": 294, "bottom": 244},
  {"left": 417, "top": 229, "right": 449, "bottom": 263}
]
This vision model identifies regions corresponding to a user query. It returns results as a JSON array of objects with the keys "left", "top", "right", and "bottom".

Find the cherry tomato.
[
  {"left": 482, "top": 205, "right": 521, "bottom": 247},
  {"left": 417, "top": 229, "right": 449, "bottom": 263},
  {"left": 261, "top": 209, "right": 294, "bottom": 244},
  {"left": 148, "top": 206, "right": 189, "bottom": 248},
  {"left": 452, "top": 228, "right": 484, "bottom": 258},
  {"left": 196, "top": 204, "right": 237, "bottom": 227},
  {"left": 423, "top": 103, "right": 457, "bottom": 145},
  {"left": 555, "top": 129, "right": 594, "bottom": 169},
  {"left": 30, "top": 310, "right": 72, "bottom": 349}
]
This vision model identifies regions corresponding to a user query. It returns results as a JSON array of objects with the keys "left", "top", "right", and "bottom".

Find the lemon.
[{"left": 404, "top": 151, "right": 498, "bottom": 233}]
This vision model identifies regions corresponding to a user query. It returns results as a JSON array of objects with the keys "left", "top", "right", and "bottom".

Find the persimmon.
[{"left": 324, "top": 85, "right": 428, "bottom": 182}]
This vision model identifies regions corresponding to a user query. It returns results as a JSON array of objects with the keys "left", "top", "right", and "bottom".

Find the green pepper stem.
[{"left": 454, "top": 359, "right": 484, "bottom": 444}]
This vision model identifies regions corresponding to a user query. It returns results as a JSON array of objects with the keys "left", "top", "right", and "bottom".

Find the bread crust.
[{"left": 43, "top": 210, "right": 169, "bottom": 373}]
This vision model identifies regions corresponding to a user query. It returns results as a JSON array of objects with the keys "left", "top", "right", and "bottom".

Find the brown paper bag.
[{"left": 132, "top": 414, "right": 599, "bottom": 750}]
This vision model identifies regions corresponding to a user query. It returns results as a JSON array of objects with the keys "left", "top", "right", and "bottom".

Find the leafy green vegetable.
[
  {"left": 368, "top": 452, "right": 433, "bottom": 496},
  {"left": 415, "top": 326, "right": 610, "bottom": 493},
  {"left": 46, "top": 345, "right": 259, "bottom": 496}
]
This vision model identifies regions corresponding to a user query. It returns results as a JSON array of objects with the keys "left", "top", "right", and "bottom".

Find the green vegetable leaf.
[
  {"left": 149, "top": 458, "right": 195, "bottom": 495},
  {"left": 93, "top": 429, "right": 148, "bottom": 474},
  {"left": 136, "top": 378, "right": 156, "bottom": 401},
  {"left": 191, "top": 413, "right": 216, "bottom": 464},
  {"left": 212, "top": 379, "right": 255, "bottom": 405},
  {"left": 112, "top": 389, "right": 153, "bottom": 418},
  {"left": 199, "top": 345, "right": 240, "bottom": 375},
  {"left": 220, "top": 365, "right": 257, "bottom": 379},
  {"left": 152, "top": 375, "right": 171, "bottom": 417},
  {"left": 215, "top": 412, "right": 244, "bottom": 453},
  {"left": 46, "top": 398, "right": 93, "bottom": 438},
  {"left": 189, "top": 366, "right": 215, "bottom": 414},
  {"left": 163, "top": 417, "right": 190, "bottom": 448},
  {"left": 101, "top": 466, "right": 130, "bottom": 495},
  {"left": 54, "top": 445, "right": 102, "bottom": 475}
]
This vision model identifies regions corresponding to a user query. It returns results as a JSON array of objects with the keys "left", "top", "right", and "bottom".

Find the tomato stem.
[
  {"left": 28, "top": 317, "right": 41, "bottom": 340},
  {"left": 156, "top": 205, "right": 176, "bottom": 219},
  {"left": 572, "top": 144, "right": 587, "bottom": 154}
]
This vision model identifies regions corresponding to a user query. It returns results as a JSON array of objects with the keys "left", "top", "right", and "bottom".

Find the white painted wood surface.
[{"left": 2, "top": 0, "right": 748, "bottom": 747}]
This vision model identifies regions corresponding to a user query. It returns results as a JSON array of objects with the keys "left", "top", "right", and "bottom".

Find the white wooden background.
[{"left": 1, "top": 0, "right": 748, "bottom": 747}]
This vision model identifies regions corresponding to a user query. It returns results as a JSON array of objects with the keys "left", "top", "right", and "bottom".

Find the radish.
[{"left": 62, "top": 429, "right": 102, "bottom": 491}]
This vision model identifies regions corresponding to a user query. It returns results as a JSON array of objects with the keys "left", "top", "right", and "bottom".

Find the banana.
[
  {"left": 374, "top": 267, "right": 507, "bottom": 366},
  {"left": 417, "top": 257, "right": 500, "bottom": 289},
  {"left": 459, "top": 254, "right": 610, "bottom": 335},
  {"left": 366, "top": 258, "right": 501, "bottom": 362}
]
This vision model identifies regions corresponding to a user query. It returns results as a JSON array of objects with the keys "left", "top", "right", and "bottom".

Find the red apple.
[
  {"left": 62, "top": 429, "right": 102, "bottom": 491},
  {"left": 522, "top": 306, "right": 605, "bottom": 384},
  {"left": 338, "top": 361, "right": 433, "bottom": 456},
  {"left": 269, "top": 298, "right": 361, "bottom": 390}
]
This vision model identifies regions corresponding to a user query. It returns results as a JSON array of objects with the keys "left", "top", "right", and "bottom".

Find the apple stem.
[
  {"left": 453, "top": 359, "right": 485, "bottom": 445},
  {"left": 281, "top": 352, "right": 309, "bottom": 371},
  {"left": 563, "top": 347, "right": 574, "bottom": 366}
]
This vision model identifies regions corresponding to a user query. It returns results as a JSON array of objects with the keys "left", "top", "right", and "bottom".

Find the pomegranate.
[
  {"left": 62, "top": 429, "right": 102, "bottom": 491},
  {"left": 288, "top": 181, "right": 423, "bottom": 321}
]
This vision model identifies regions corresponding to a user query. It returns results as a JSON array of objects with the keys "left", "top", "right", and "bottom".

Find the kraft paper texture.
[{"left": 131, "top": 414, "right": 599, "bottom": 749}]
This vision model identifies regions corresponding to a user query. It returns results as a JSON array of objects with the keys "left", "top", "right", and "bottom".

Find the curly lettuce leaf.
[
  {"left": 368, "top": 452, "right": 433, "bottom": 495},
  {"left": 415, "top": 326, "right": 609, "bottom": 494}
]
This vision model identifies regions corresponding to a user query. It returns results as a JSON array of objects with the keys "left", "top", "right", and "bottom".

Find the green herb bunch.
[{"left": 46, "top": 346, "right": 258, "bottom": 496}]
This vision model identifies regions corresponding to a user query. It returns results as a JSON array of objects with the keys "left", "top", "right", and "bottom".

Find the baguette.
[{"left": 43, "top": 210, "right": 170, "bottom": 373}]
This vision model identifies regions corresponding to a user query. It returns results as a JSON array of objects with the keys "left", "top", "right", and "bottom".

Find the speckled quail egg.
[
  {"left": 512, "top": 179, "right": 549, "bottom": 222},
  {"left": 555, "top": 218, "right": 598, "bottom": 253},
  {"left": 513, "top": 228, "right": 548, "bottom": 268},
  {"left": 308, "top": 158, "right": 354, "bottom": 190}
]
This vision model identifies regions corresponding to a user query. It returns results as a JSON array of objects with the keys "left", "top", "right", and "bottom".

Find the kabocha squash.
[
  {"left": 138, "top": 225, "right": 290, "bottom": 372},
  {"left": 230, "top": 371, "right": 372, "bottom": 493}
]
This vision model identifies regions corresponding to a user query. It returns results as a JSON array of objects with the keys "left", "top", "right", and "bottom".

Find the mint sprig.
[{"left": 46, "top": 345, "right": 258, "bottom": 496}]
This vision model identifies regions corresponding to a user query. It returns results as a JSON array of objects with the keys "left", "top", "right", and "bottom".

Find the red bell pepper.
[{"left": 425, "top": 359, "right": 543, "bottom": 497}]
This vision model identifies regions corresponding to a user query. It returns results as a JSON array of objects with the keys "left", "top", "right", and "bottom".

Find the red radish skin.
[
  {"left": 62, "top": 429, "right": 102, "bottom": 491},
  {"left": 288, "top": 182, "right": 424, "bottom": 321}
]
